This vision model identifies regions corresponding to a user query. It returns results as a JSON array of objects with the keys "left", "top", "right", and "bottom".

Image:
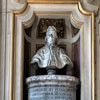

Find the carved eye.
[{"left": 50, "top": 34, "right": 53, "bottom": 38}]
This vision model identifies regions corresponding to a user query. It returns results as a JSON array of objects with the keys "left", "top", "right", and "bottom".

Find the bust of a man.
[{"left": 31, "top": 26, "right": 73, "bottom": 73}]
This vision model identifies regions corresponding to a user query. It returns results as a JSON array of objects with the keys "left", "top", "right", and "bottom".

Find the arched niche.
[{"left": 10, "top": 1, "right": 95, "bottom": 100}]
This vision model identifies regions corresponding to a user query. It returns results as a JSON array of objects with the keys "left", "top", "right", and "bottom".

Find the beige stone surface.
[
  {"left": 87, "top": 0, "right": 100, "bottom": 6},
  {"left": 0, "top": 12, "right": 6, "bottom": 100},
  {"left": 96, "top": 8, "right": 100, "bottom": 100},
  {"left": 0, "top": 1, "right": 11, "bottom": 100},
  {"left": 6, "top": 0, "right": 25, "bottom": 12},
  {"left": 0, "top": 0, "right": 7, "bottom": 12},
  {"left": 96, "top": 34, "right": 100, "bottom": 100}
]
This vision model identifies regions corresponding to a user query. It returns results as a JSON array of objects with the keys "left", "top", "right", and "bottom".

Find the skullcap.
[{"left": 47, "top": 26, "right": 57, "bottom": 33}]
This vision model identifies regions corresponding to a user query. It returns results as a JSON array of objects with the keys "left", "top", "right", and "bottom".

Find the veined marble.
[{"left": 26, "top": 75, "right": 79, "bottom": 100}]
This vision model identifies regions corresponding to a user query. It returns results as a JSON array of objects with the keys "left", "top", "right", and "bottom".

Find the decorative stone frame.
[{"left": 10, "top": 1, "right": 95, "bottom": 100}]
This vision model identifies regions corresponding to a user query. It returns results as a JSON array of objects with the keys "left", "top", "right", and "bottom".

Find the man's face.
[{"left": 46, "top": 31, "right": 56, "bottom": 45}]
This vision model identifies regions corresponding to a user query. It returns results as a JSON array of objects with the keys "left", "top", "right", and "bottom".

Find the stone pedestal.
[{"left": 26, "top": 75, "right": 79, "bottom": 100}]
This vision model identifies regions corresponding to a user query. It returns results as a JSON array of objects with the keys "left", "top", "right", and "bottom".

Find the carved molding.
[
  {"left": 9, "top": 1, "right": 95, "bottom": 100},
  {"left": 27, "top": 0, "right": 80, "bottom": 4},
  {"left": 7, "top": 0, "right": 26, "bottom": 11},
  {"left": 8, "top": 0, "right": 99, "bottom": 13},
  {"left": 81, "top": 0, "right": 99, "bottom": 13}
]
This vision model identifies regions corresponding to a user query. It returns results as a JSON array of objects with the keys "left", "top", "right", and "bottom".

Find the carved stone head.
[{"left": 45, "top": 26, "right": 58, "bottom": 45}]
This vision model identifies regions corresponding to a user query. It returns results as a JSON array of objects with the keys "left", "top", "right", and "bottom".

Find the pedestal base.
[{"left": 26, "top": 75, "right": 79, "bottom": 100}]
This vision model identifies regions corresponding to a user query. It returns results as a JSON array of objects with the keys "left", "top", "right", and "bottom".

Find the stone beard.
[{"left": 31, "top": 26, "right": 73, "bottom": 69}]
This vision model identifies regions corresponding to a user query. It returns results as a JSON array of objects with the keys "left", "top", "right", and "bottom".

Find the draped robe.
[{"left": 31, "top": 45, "right": 73, "bottom": 69}]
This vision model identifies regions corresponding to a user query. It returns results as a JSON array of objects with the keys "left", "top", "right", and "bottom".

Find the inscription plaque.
[
  {"left": 26, "top": 75, "right": 79, "bottom": 100},
  {"left": 29, "top": 86, "right": 76, "bottom": 100}
]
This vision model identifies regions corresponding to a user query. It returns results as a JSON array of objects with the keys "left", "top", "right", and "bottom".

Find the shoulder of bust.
[{"left": 37, "top": 46, "right": 46, "bottom": 52}]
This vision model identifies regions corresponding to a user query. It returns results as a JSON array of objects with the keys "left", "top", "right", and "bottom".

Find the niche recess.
[{"left": 23, "top": 13, "right": 81, "bottom": 100}]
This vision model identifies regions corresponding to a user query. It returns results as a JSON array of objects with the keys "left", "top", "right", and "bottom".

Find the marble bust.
[{"left": 31, "top": 26, "right": 73, "bottom": 70}]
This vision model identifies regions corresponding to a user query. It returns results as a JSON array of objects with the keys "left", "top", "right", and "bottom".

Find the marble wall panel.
[
  {"left": 96, "top": 8, "right": 100, "bottom": 100},
  {"left": 0, "top": 0, "right": 7, "bottom": 12},
  {"left": 0, "top": 12, "right": 6, "bottom": 100}
]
